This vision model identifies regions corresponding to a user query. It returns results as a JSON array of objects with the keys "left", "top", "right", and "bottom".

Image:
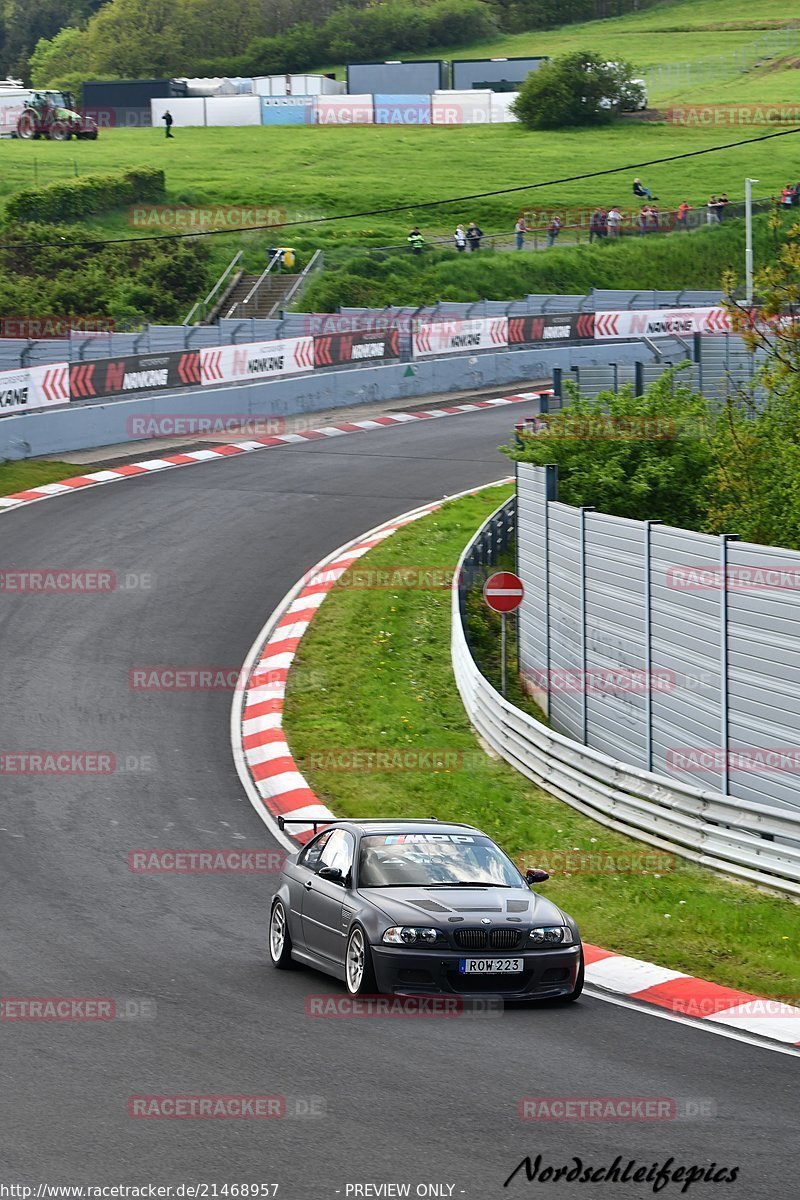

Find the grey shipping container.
[
  {"left": 451, "top": 57, "right": 548, "bottom": 91},
  {"left": 346, "top": 60, "right": 448, "bottom": 96},
  {"left": 81, "top": 78, "right": 187, "bottom": 128}
]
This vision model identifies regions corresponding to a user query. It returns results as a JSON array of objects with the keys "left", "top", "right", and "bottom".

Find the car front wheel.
[
  {"left": 269, "top": 900, "right": 294, "bottom": 969},
  {"left": 344, "top": 925, "right": 377, "bottom": 995}
]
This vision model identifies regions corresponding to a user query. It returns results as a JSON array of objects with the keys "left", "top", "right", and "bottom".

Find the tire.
[
  {"left": 268, "top": 899, "right": 294, "bottom": 969},
  {"left": 17, "top": 114, "right": 37, "bottom": 140},
  {"left": 344, "top": 924, "right": 377, "bottom": 996},
  {"left": 555, "top": 949, "right": 584, "bottom": 1004},
  {"left": 47, "top": 123, "right": 71, "bottom": 141}
]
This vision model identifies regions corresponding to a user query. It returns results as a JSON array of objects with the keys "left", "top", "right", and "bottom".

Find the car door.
[{"left": 300, "top": 829, "right": 355, "bottom": 963}]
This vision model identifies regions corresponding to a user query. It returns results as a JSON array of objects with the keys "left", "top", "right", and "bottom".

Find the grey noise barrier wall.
[{"left": 0, "top": 340, "right": 652, "bottom": 461}]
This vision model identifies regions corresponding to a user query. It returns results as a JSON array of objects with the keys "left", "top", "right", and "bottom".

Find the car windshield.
[
  {"left": 46, "top": 93, "right": 67, "bottom": 107},
  {"left": 358, "top": 832, "right": 523, "bottom": 888}
]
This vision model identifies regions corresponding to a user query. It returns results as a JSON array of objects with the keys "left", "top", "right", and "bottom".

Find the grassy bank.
[
  {"left": 283, "top": 484, "right": 800, "bottom": 1001},
  {"left": 0, "top": 459, "right": 78, "bottom": 496}
]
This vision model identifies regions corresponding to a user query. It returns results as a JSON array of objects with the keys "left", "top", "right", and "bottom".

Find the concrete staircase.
[{"left": 223, "top": 272, "right": 300, "bottom": 320}]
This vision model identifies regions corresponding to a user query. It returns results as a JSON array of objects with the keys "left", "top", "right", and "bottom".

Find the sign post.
[{"left": 483, "top": 571, "right": 525, "bottom": 697}]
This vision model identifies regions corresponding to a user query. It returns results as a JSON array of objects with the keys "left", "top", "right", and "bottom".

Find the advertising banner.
[
  {"left": 593, "top": 307, "right": 731, "bottom": 340},
  {"left": 412, "top": 317, "right": 508, "bottom": 358},
  {"left": 0, "top": 363, "right": 69, "bottom": 417},
  {"left": 69, "top": 351, "right": 200, "bottom": 400},
  {"left": 200, "top": 338, "right": 314, "bottom": 385},
  {"left": 314, "top": 329, "right": 400, "bottom": 368},
  {"left": 315, "top": 96, "right": 374, "bottom": 125},
  {"left": 508, "top": 313, "right": 595, "bottom": 345}
]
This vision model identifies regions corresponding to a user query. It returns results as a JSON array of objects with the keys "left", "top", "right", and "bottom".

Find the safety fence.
[{"left": 453, "top": 496, "right": 800, "bottom": 897}]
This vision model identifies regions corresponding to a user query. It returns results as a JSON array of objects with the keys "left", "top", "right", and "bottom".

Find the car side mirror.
[
  {"left": 526, "top": 868, "right": 550, "bottom": 885},
  {"left": 318, "top": 865, "right": 345, "bottom": 884}
]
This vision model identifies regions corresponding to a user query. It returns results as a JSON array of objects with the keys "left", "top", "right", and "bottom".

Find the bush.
[
  {"left": 5, "top": 166, "right": 165, "bottom": 224},
  {"left": 512, "top": 51, "right": 638, "bottom": 130}
]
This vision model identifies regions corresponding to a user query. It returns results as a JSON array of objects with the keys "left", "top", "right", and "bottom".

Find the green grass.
[
  {"left": 283, "top": 484, "right": 800, "bottom": 1001},
  {"left": 0, "top": 459, "right": 78, "bottom": 494}
]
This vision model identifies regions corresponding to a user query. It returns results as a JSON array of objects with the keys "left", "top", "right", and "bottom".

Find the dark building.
[
  {"left": 451, "top": 57, "right": 549, "bottom": 92},
  {"left": 81, "top": 79, "right": 187, "bottom": 128},
  {"left": 346, "top": 61, "right": 449, "bottom": 96}
]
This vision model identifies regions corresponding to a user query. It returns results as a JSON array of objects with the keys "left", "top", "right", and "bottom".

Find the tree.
[
  {"left": 511, "top": 50, "right": 640, "bottom": 129},
  {"left": 502, "top": 371, "right": 716, "bottom": 528}
]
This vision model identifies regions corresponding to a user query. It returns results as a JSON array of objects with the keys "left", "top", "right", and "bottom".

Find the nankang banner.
[
  {"left": 0, "top": 364, "right": 69, "bottom": 416},
  {"left": 200, "top": 338, "right": 314, "bottom": 385},
  {"left": 593, "top": 307, "right": 731, "bottom": 340},
  {"left": 412, "top": 317, "right": 508, "bottom": 358},
  {"left": 508, "top": 313, "right": 595, "bottom": 344},
  {"left": 314, "top": 329, "right": 400, "bottom": 367},
  {"left": 70, "top": 352, "right": 200, "bottom": 399}
]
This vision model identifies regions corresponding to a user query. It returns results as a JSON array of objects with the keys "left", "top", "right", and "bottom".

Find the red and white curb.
[
  {"left": 0, "top": 392, "right": 543, "bottom": 514},
  {"left": 230, "top": 486, "right": 800, "bottom": 1052}
]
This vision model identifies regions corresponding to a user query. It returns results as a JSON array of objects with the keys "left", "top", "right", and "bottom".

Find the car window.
[
  {"left": 318, "top": 829, "right": 355, "bottom": 878},
  {"left": 299, "top": 830, "right": 332, "bottom": 871}
]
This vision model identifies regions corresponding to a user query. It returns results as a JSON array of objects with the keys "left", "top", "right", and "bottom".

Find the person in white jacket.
[{"left": 454, "top": 225, "right": 467, "bottom": 251}]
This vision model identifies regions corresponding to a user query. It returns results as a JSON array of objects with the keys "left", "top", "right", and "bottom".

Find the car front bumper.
[{"left": 371, "top": 943, "right": 582, "bottom": 1000}]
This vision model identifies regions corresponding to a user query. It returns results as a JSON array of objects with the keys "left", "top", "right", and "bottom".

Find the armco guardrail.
[{"left": 452, "top": 498, "right": 800, "bottom": 897}]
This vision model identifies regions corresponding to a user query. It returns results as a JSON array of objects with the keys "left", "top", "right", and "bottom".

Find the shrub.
[
  {"left": 5, "top": 166, "right": 165, "bottom": 224},
  {"left": 512, "top": 51, "right": 638, "bottom": 130}
]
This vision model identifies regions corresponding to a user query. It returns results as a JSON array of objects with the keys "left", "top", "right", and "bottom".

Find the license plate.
[{"left": 459, "top": 957, "right": 523, "bottom": 975}]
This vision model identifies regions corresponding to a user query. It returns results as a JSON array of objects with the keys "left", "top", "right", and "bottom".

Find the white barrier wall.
[
  {"left": 315, "top": 95, "right": 374, "bottom": 125},
  {"left": 205, "top": 96, "right": 262, "bottom": 126},
  {"left": 490, "top": 93, "right": 519, "bottom": 123},
  {"left": 432, "top": 90, "right": 493, "bottom": 125},
  {"left": 151, "top": 98, "right": 206, "bottom": 127}
]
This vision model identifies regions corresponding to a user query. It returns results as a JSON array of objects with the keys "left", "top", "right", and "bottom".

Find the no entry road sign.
[{"left": 483, "top": 571, "right": 524, "bottom": 614}]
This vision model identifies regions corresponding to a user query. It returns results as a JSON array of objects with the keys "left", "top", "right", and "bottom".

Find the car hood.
[{"left": 358, "top": 885, "right": 567, "bottom": 928}]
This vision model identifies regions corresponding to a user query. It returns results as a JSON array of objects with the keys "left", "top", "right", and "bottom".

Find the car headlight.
[
  {"left": 529, "top": 926, "right": 573, "bottom": 945},
  {"left": 382, "top": 926, "right": 439, "bottom": 945}
]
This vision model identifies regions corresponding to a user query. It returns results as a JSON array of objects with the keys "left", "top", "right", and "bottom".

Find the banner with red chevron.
[
  {"left": 508, "top": 313, "right": 595, "bottom": 345},
  {"left": 314, "top": 329, "right": 400, "bottom": 368},
  {"left": 200, "top": 338, "right": 314, "bottom": 386},
  {"left": 0, "top": 362, "right": 69, "bottom": 417},
  {"left": 412, "top": 317, "right": 508, "bottom": 359},
  {"left": 593, "top": 307, "right": 732, "bottom": 340},
  {"left": 69, "top": 352, "right": 200, "bottom": 400}
]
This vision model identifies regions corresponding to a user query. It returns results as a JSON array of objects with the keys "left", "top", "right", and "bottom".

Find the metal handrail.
[
  {"left": 226, "top": 254, "right": 280, "bottom": 320},
  {"left": 183, "top": 250, "right": 244, "bottom": 325},
  {"left": 280, "top": 249, "right": 323, "bottom": 313}
]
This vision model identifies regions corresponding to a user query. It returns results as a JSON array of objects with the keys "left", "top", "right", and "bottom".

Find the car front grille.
[
  {"left": 453, "top": 928, "right": 487, "bottom": 949},
  {"left": 490, "top": 929, "right": 522, "bottom": 950}
]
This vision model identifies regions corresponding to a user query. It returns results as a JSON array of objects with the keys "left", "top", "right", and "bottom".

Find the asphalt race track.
[{"left": 1, "top": 401, "right": 797, "bottom": 1198}]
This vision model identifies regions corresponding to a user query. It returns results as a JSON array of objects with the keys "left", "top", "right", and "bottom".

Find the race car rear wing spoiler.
[
  {"left": 277, "top": 816, "right": 336, "bottom": 834},
  {"left": 276, "top": 816, "right": 444, "bottom": 834}
]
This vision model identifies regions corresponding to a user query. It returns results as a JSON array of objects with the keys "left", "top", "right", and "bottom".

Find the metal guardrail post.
[
  {"left": 719, "top": 533, "right": 739, "bottom": 795},
  {"left": 643, "top": 520, "right": 661, "bottom": 772},
  {"left": 579, "top": 506, "right": 595, "bottom": 744}
]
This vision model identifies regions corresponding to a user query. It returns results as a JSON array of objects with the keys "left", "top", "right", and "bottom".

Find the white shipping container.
[
  {"left": 0, "top": 84, "right": 34, "bottom": 137},
  {"left": 432, "top": 89, "right": 493, "bottom": 125},
  {"left": 490, "top": 92, "right": 519, "bottom": 123},
  {"left": 151, "top": 97, "right": 207, "bottom": 127},
  {"left": 204, "top": 96, "right": 262, "bottom": 126}
]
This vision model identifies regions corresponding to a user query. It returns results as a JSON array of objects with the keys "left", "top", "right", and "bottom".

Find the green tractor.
[{"left": 17, "top": 91, "right": 98, "bottom": 140}]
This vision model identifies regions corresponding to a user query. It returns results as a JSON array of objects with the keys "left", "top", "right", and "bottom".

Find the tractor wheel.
[
  {"left": 17, "top": 113, "right": 38, "bottom": 140},
  {"left": 47, "top": 122, "right": 71, "bottom": 141}
]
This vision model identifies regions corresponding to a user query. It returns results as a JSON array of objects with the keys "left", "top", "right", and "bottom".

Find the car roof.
[{"left": 333, "top": 819, "right": 483, "bottom": 837}]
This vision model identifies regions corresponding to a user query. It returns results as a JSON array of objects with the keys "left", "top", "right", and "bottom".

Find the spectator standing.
[
  {"left": 589, "top": 208, "right": 606, "bottom": 243},
  {"left": 408, "top": 226, "right": 424, "bottom": 254},
  {"left": 606, "top": 206, "right": 622, "bottom": 238},
  {"left": 454, "top": 224, "right": 467, "bottom": 251},
  {"left": 718, "top": 193, "right": 730, "bottom": 220},
  {"left": 648, "top": 205, "right": 660, "bottom": 234},
  {"left": 162, "top": 110, "right": 174, "bottom": 138},
  {"left": 546, "top": 214, "right": 562, "bottom": 247},
  {"left": 633, "top": 177, "right": 656, "bottom": 200},
  {"left": 514, "top": 215, "right": 528, "bottom": 251},
  {"left": 781, "top": 184, "right": 794, "bottom": 209},
  {"left": 793, "top": 183, "right": 800, "bottom": 207},
  {"left": 638, "top": 205, "right": 651, "bottom": 235},
  {"left": 707, "top": 195, "right": 722, "bottom": 224},
  {"left": 677, "top": 200, "right": 691, "bottom": 229},
  {"left": 466, "top": 221, "right": 483, "bottom": 251}
]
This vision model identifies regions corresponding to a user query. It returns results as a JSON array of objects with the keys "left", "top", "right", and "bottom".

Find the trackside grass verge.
[
  {"left": 0, "top": 459, "right": 79, "bottom": 497},
  {"left": 283, "top": 484, "right": 800, "bottom": 1001}
]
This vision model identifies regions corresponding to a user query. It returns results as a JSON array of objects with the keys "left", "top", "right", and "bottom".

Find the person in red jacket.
[{"left": 677, "top": 200, "right": 691, "bottom": 229}]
